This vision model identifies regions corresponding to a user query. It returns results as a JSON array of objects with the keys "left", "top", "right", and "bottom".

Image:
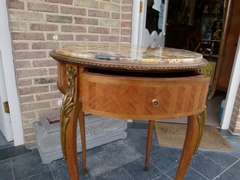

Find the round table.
[{"left": 50, "top": 43, "right": 210, "bottom": 180}]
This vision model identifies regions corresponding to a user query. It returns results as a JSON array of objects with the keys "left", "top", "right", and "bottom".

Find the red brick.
[
  {"left": 61, "top": 6, "right": 86, "bottom": 15},
  {"left": 46, "top": 15, "right": 72, "bottom": 23},
  {"left": 74, "top": 0, "right": 98, "bottom": 8},
  {"left": 13, "top": 43, "right": 29, "bottom": 50},
  {"left": 122, "top": 0, "right": 132, "bottom": 4},
  {"left": 112, "top": 12, "right": 120, "bottom": 19},
  {"left": 45, "top": 0, "right": 73, "bottom": 5},
  {"left": 17, "top": 69, "right": 48, "bottom": 78},
  {"left": 100, "top": 2, "right": 120, "bottom": 12},
  {"left": 24, "top": 134, "right": 36, "bottom": 142},
  {"left": 88, "top": 10, "right": 110, "bottom": 18},
  {"left": 122, "top": 13, "right": 132, "bottom": 20},
  {"left": 10, "top": 22, "right": 27, "bottom": 31},
  {"left": 22, "top": 119, "right": 36, "bottom": 126},
  {"left": 18, "top": 79, "right": 33, "bottom": 86},
  {"left": 100, "top": 35, "right": 119, "bottom": 42},
  {"left": 76, "top": 35, "right": 98, "bottom": 41},
  {"left": 36, "top": 108, "right": 60, "bottom": 118},
  {"left": 32, "top": 42, "right": 59, "bottom": 49},
  {"left": 34, "top": 77, "right": 57, "bottom": 85},
  {"left": 7, "top": 1, "right": 24, "bottom": 9},
  {"left": 50, "top": 84, "right": 59, "bottom": 91},
  {"left": 88, "top": 27, "right": 110, "bottom": 34},
  {"left": 230, "top": 119, "right": 237, "bottom": 127},
  {"left": 12, "top": 32, "right": 44, "bottom": 40},
  {"left": 9, "top": 11, "right": 43, "bottom": 21},
  {"left": 121, "top": 29, "right": 131, "bottom": 35},
  {"left": 27, "top": 2, "right": 58, "bottom": 13},
  {"left": 100, "top": 19, "right": 119, "bottom": 27},
  {"left": 232, "top": 113, "right": 238, "bottom": 120},
  {"left": 25, "top": 141, "right": 36, "bottom": 149},
  {"left": 30, "top": 24, "right": 58, "bottom": 31},
  {"left": 61, "top": 25, "right": 86, "bottom": 32},
  {"left": 14, "top": 51, "right": 46, "bottom": 60},
  {"left": 236, "top": 95, "right": 240, "bottom": 102},
  {"left": 233, "top": 129, "right": 240, "bottom": 134},
  {"left": 19, "top": 86, "right": 49, "bottom": 95},
  {"left": 21, "top": 112, "right": 35, "bottom": 120},
  {"left": 51, "top": 99, "right": 61, "bottom": 107},
  {"left": 121, "top": 21, "right": 131, "bottom": 28},
  {"left": 33, "top": 59, "right": 57, "bottom": 67},
  {"left": 15, "top": 61, "right": 31, "bottom": 69},
  {"left": 122, "top": 5, "right": 133, "bottom": 12},
  {"left": 236, "top": 122, "right": 240, "bottom": 128},
  {"left": 20, "top": 95, "right": 34, "bottom": 103},
  {"left": 111, "top": 28, "right": 120, "bottom": 34},
  {"left": 22, "top": 101, "right": 51, "bottom": 111},
  {"left": 49, "top": 68, "right": 57, "bottom": 75},
  {"left": 112, "top": 0, "right": 121, "bottom": 3},
  {"left": 24, "top": 127, "right": 34, "bottom": 134},
  {"left": 47, "top": 34, "right": 73, "bottom": 41},
  {"left": 121, "top": 36, "right": 131, "bottom": 43},
  {"left": 75, "top": 17, "right": 98, "bottom": 25},
  {"left": 36, "top": 92, "right": 62, "bottom": 101},
  {"left": 229, "top": 123, "right": 235, "bottom": 132}
]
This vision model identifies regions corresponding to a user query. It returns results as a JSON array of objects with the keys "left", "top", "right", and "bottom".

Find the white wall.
[{"left": 0, "top": 0, "right": 24, "bottom": 145}]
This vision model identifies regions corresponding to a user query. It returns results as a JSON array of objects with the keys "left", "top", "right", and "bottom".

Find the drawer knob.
[{"left": 152, "top": 99, "right": 159, "bottom": 107}]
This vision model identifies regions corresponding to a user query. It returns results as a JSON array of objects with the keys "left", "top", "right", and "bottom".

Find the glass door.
[{"left": 131, "top": 0, "right": 169, "bottom": 47}]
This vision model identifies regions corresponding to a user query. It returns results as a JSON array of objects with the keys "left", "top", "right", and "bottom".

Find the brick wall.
[
  {"left": 7, "top": 0, "right": 133, "bottom": 148},
  {"left": 229, "top": 84, "right": 240, "bottom": 134}
]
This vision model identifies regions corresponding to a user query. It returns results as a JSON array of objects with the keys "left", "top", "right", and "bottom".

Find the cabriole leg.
[{"left": 144, "top": 120, "right": 155, "bottom": 171}]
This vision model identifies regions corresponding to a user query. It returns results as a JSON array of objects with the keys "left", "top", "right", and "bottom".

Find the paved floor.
[
  {"left": 0, "top": 131, "right": 14, "bottom": 150},
  {"left": 0, "top": 122, "right": 240, "bottom": 180}
]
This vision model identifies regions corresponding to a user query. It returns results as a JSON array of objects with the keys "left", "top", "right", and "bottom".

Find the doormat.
[{"left": 155, "top": 122, "right": 233, "bottom": 151}]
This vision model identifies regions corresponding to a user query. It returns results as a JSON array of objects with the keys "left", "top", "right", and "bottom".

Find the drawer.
[{"left": 82, "top": 69, "right": 210, "bottom": 120}]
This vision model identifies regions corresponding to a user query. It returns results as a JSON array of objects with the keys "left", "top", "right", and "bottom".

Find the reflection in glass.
[{"left": 146, "top": 0, "right": 165, "bottom": 34}]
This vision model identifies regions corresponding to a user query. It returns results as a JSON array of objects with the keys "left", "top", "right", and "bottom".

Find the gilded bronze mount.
[{"left": 60, "top": 66, "right": 76, "bottom": 160}]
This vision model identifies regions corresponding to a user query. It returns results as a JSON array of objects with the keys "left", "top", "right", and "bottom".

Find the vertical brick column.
[
  {"left": 121, "top": 0, "right": 133, "bottom": 42},
  {"left": 229, "top": 84, "right": 240, "bottom": 134}
]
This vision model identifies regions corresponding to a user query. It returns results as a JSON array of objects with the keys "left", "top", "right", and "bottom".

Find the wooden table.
[{"left": 50, "top": 43, "right": 210, "bottom": 180}]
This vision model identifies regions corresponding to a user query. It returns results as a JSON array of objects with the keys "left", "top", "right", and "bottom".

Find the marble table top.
[{"left": 50, "top": 43, "right": 208, "bottom": 71}]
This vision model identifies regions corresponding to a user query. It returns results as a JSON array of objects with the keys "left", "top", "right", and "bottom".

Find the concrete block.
[{"left": 33, "top": 114, "right": 127, "bottom": 164}]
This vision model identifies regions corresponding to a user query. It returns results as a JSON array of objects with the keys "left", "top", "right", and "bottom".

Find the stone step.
[{"left": 33, "top": 114, "right": 127, "bottom": 164}]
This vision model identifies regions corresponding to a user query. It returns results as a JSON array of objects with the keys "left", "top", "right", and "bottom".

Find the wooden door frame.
[
  {"left": 131, "top": 0, "right": 168, "bottom": 46},
  {"left": 209, "top": 0, "right": 240, "bottom": 129},
  {"left": 131, "top": 0, "right": 142, "bottom": 45},
  {"left": 0, "top": 52, "right": 13, "bottom": 141}
]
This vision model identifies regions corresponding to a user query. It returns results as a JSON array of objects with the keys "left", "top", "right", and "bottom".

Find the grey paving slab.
[
  {"left": 166, "top": 166, "right": 208, "bottom": 180},
  {"left": 122, "top": 158, "right": 163, "bottom": 180},
  {"left": 24, "top": 171, "right": 54, "bottom": 180},
  {"left": 0, "top": 163, "right": 14, "bottom": 180},
  {"left": 86, "top": 150, "right": 119, "bottom": 177},
  {"left": 190, "top": 153, "right": 226, "bottom": 180},
  {"left": 201, "top": 150, "right": 239, "bottom": 168},
  {"left": 12, "top": 150, "right": 50, "bottom": 179},
  {"left": 0, "top": 123, "right": 239, "bottom": 180},
  {"left": 150, "top": 148, "right": 179, "bottom": 173},
  {"left": 214, "top": 160, "right": 240, "bottom": 180},
  {"left": 94, "top": 167, "right": 133, "bottom": 180}
]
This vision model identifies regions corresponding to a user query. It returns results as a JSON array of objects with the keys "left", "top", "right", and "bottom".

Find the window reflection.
[{"left": 146, "top": 0, "right": 165, "bottom": 34}]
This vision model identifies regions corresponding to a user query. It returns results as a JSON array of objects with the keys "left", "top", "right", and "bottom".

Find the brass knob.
[{"left": 152, "top": 99, "right": 159, "bottom": 107}]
